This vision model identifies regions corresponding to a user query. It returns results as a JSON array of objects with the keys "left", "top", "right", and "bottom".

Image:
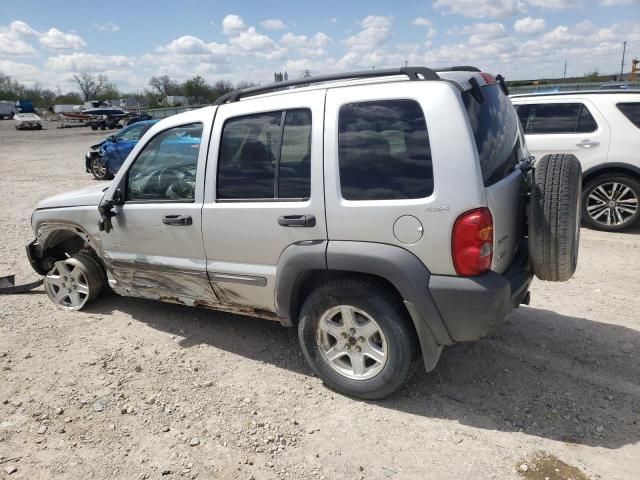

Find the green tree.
[
  {"left": 149, "top": 75, "right": 180, "bottom": 99},
  {"left": 183, "top": 76, "right": 210, "bottom": 104}
]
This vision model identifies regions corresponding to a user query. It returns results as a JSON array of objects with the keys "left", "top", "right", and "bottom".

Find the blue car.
[{"left": 86, "top": 120, "right": 158, "bottom": 180}]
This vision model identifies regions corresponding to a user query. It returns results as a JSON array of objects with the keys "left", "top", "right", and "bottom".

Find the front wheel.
[
  {"left": 43, "top": 254, "right": 105, "bottom": 311},
  {"left": 298, "top": 278, "right": 418, "bottom": 400},
  {"left": 582, "top": 174, "right": 640, "bottom": 231},
  {"left": 91, "top": 156, "right": 113, "bottom": 180}
]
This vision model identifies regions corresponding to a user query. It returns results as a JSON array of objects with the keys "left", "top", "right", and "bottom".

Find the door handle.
[
  {"left": 576, "top": 140, "right": 599, "bottom": 148},
  {"left": 278, "top": 214, "right": 316, "bottom": 227},
  {"left": 162, "top": 214, "right": 192, "bottom": 226}
]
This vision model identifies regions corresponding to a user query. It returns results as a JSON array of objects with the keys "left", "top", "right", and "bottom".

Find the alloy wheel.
[
  {"left": 586, "top": 181, "right": 638, "bottom": 227},
  {"left": 316, "top": 305, "right": 388, "bottom": 381},
  {"left": 44, "top": 259, "right": 92, "bottom": 310},
  {"left": 92, "top": 157, "right": 107, "bottom": 179}
]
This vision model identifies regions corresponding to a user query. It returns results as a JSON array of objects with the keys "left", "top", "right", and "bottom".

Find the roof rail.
[
  {"left": 437, "top": 66, "right": 481, "bottom": 72},
  {"left": 213, "top": 66, "right": 441, "bottom": 105}
]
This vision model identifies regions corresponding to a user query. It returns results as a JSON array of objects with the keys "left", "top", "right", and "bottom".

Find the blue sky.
[{"left": 1, "top": 0, "right": 639, "bottom": 93}]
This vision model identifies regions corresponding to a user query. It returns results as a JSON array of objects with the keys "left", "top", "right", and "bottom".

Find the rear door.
[
  {"left": 201, "top": 90, "right": 326, "bottom": 312},
  {"left": 513, "top": 99, "right": 611, "bottom": 172}
]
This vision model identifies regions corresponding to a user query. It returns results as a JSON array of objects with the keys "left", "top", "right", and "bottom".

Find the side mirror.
[
  {"left": 108, "top": 135, "right": 117, "bottom": 143},
  {"left": 113, "top": 188, "right": 124, "bottom": 205}
]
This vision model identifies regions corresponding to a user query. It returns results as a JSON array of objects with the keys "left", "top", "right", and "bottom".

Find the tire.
[
  {"left": 529, "top": 153, "right": 582, "bottom": 282},
  {"left": 298, "top": 278, "right": 419, "bottom": 400},
  {"left": 43, "top": 254, "right": 105, "bottom": 311},
  {"left": 91, "top": 156, "right": 113, "bottom": 180},
  {"left": 91, "top": 124, "right": 98, "bottom": 131},
  {"left": 581, "top": 174, "right": 640, "bottom": 232}
]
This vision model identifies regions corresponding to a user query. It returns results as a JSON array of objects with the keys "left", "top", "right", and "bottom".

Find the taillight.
[{"left": 452, "top": 208, "right": 493, "bottom": 276}]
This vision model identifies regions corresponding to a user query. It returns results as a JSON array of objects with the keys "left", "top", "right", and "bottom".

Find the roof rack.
[
  {"left": 213, "top": 65, "right": 482, "bottom": 105},
  {"left": 510, "top": 90, "right": 640, "bottom": 98}
]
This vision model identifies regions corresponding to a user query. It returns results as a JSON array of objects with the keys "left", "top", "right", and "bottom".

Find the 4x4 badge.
[{"left": 424, "top": 205, "right": 450, "bottom": 213}]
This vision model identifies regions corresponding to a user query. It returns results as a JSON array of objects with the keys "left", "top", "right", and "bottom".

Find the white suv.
[{"left": 511, "top": 91, "right": 640, "bottom": 231}]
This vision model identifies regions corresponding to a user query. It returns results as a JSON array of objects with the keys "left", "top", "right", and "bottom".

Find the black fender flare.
[{"left": 275, "top": 240, "right": 452, "bottom": 371}]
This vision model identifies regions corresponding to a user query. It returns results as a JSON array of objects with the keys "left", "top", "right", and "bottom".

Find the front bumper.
[{"left": 429, "top": 247, "right": 533, "bottom": 342}]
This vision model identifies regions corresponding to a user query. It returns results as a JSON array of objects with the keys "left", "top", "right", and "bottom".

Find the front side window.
[
  {"left": 338, "top": 99, "right": 433, "bottom": 200},
  {"left": 126, "top": 123, "right": 203, "bottom": 202},
  {"left": 516, "top": 102, "right": 598, "bottom": 134},
  {"left": 217, "top": 109, "right": 312, "bottom": 200},
  {"left": 617, "top": 102, "right": 640, "bottom": 129}
]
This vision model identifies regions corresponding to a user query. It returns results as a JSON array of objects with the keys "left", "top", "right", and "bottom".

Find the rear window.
[
  {"left": 463, "top": 84, "right": 520, "bottom": 186},
  {"left": 338, "top": 99, "right": 433, "bottom": 200},
  {"left": 617, "top": 102, "right": 640, "bottom": 129}
]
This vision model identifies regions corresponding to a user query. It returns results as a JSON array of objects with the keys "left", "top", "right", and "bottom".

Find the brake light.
[
  {"left": 479, "top": 72, "right": 496, "bottom": 85},
  {"left": 452, "top": 208, "right": 493, "bottom": 276}
]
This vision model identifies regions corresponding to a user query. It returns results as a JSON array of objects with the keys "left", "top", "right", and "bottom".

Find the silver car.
[{"left": 26, "top": 67, "right": 581, "bottom": 399}]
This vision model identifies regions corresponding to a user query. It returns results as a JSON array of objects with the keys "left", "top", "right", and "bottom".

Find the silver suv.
[{"left": 26, "top": 67, "right": 580, "bottom": 399}]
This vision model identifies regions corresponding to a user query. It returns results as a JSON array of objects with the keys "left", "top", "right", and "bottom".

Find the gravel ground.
[{"left": 0, "top": 119, "right": 639, "bottom": 480}]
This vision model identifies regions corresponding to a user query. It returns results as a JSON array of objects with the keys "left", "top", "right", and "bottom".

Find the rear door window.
[
  {"left": 515, "top": 102, "right": 598, "bottom": 134},
  {"left": 617, "top": 102, "right": 640, "bottom": 129},
  {"left": 337, "top": 99, "right": 433, "bottom": 200},
  {"left": 217, "top": 109, "right": 312, "bottom": 200},
  {"left": 463, "top": 84, "right": 520, "bottom": 186}
]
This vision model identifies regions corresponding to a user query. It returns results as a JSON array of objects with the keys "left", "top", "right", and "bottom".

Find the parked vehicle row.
[
  {"left": 29, "top": 66, "right": 581, "bottom": 399},
  {"left": 512, "top": 91, "right": 640, "bottom": 231}
]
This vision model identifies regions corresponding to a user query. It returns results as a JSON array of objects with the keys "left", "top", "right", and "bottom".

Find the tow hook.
[{"left": 0, "top": 274, "right": 43, "bottom": 294}]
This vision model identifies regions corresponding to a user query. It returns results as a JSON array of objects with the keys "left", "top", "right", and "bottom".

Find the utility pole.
[
  {"left": 563, "top": 60, "right": 567, "bottom": 80},
  {"left": 620, "top": 41, "right": 627, "bottom": 79}
]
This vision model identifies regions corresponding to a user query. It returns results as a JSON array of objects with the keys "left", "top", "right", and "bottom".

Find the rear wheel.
[
  {"left": 298, "top": 278, "right": 418, "bottom": 400},
  {"left": 529, "top": 153, "right": 582, "bottom": 282},
  {"left": 582, "top": 174, "right": 640, "bottom": 231},
  {"left": 43, "top": 254, "right": 105, "bottom": 311}
]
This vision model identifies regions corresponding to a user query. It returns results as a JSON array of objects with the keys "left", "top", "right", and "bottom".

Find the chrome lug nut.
[
  {"left": 345, "top": 344, "right": 351, "bottom": 350},
  {"left": 358, "top": 336, "right": 364, "bottom": 343},
  {"left": 355, "top": 346, "right": 361, "bottom": 353},
  {"left": 349, "top": 328, "right": 356, "bottom": 335},
  {"left": 341, "top": 332, "right": 348, "bottom": 338}
]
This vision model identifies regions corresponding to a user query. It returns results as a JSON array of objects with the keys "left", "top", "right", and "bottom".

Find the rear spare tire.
[{"left": 529, "top": 153, "right": 581, "bottom": 282}]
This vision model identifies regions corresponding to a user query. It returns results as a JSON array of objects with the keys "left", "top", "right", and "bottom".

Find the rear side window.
[
  {"left": 617, "top": 102, "right": 640, "bottom": 129},
  {"left": 338, "top": 99, "right": 433, "bottom": 200},
  {"left": 515, "top": 103, "right": 598, "bottom": 134},
  {"left": 217, "top": 109, "right": 312, "bottom": 200},
  {"left": 463, "top": 84, "right": 519, "bottom": 186}
]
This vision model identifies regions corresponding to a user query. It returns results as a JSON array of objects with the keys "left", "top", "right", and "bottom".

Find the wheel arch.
[
  {"left": 582, "top": 163, "right": 640, "bottom": 186},
  {"left": 275, "top": 240, "right": 450, "bottom": 372},
  {"left": 28, "top": 223, "right": 104, "bottom": 275}
]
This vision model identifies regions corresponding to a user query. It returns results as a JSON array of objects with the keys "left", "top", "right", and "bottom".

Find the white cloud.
[
  {"left": 412, "top": 17, "right": 432, "bottom": 27},
  {"left": 0, "top": 20, "right": 38, "bottom": 55},
  {"left": 222, "top": 14, "right": 247, "bottom": 35},
  {"left": 344, "top": 15, "right": 393, "bottom": 52},
  {"left": 157, "top": 35, "right": 227, "bottom": 58},
  {"left": 514, "top": 17, "right": 546, "bottom": 34},
  {"left": 412, "top": 17, "right": 438, "bottom": 40},
  {"left": 0, "top": 59, "right": 40, "bottom": 81},
  {"left": 280, "top": 32, "right": 330, "bottom": 48},
  {"left": 599, "top": 0, "right": 640, "bottom": 4},
  {"left": 261, "top": 19, "right": 286, "bottom": 30},
  {"left": 527, "top": 0, "right": 581, "bottom": 8},
  {"left": 434, "top": 0, "right": 526, "bottom": 18},
  {"left": 46, "top": 52, "right": 133, "bottom": 71},
  {"left": 451, "top": 22, "right": 507, "bottom": 43},
  {"left": 95, "top": 22, "right": 120, "bottom": 32},
  {"left": 39, "top": 28, "right": 86, "bottom": 50}
]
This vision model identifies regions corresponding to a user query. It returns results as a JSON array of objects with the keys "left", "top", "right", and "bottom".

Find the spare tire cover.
[{"left": 529, "top": 153, "right": 582, "bottom": 282}]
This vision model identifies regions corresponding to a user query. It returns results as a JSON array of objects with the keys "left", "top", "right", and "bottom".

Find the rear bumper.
[{"left": 429, "top": 248, "right": 532, "bottom": 342}]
